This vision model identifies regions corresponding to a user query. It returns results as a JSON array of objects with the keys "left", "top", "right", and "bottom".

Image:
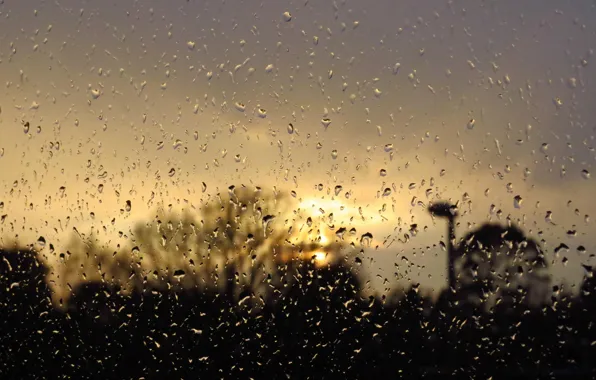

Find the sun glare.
[{"left": 312, "top": 251, "right": 327, "bottom": 265}]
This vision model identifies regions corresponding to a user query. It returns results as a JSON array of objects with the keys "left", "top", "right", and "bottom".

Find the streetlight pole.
[{"left": 428, "top": 202, "right": 459, "bottom": 292}]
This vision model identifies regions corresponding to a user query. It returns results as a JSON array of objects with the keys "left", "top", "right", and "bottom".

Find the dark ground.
[{"left": 1, "top": 245, "right": 595, "bottom": 379}]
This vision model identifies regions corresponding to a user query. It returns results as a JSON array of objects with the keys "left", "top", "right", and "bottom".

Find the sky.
[{"left": 1, "top": 0, "right": 595, "bottom": 298}]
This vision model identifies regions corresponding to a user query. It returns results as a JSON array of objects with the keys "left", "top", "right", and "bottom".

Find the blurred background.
[{"left": 0, "top": 0, "right": 595, "bottom": 310}]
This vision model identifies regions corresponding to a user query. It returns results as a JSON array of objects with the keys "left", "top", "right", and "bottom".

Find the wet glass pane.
[{"left": 1, "top": 0, "right": 595, "bottom": 377}]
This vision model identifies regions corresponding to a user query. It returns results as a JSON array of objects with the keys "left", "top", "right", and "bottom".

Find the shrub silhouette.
[
  {"left": 2, "top": 198, "right": 596, "bottom": 378},
  {"left": 0, "top": 247, "right": 67, "bottom": 378}
]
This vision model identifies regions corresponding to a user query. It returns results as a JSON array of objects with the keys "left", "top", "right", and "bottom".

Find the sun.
[{"left": 312, "top": 251, "right": 327, "bottom": 265}]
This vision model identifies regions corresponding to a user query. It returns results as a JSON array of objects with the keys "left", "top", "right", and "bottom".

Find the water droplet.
[
  {"left": 91, "top": 89, "right": 101, "bottom": 99},
  {"left": 125, "top": 200, "right": 132, "bottom": 212},
  {"left": 174, "top": 269, "right": 186, "bottom": 280},
  {"left": 360, "top": 232, "right": 373, "bottom": 247},
  {"left": 384, "top": 144, "right": 394, "bottom": 152},
  {"left": 331, "top": 149, "right": 338, "bottom": 159},
  {"left": 379, "top": 169, "right": 387, "bottom": 176},
  {"left": 157, "top": 141, "right": 165, "bottom": 150},
  {"left": 194, "top": 131, "right": 199, "bottom": 140},
  {"left": 287, "top": 123, "right": 294, "bottom": 134},
  {"left": 321, "top": 118, "right": 331, "bottom": 129},
  {"left": 335, "top": 227, "right": 346, "bottom": 240},
  {"left": 202, "top": 182, "right": 207, "bottom": 192},
  {"left": 373, "top": 88, "right": 382, "bottom": 97},
  {"left": 98, "top": 184, "right": 104, "bottom": 193},
  {"left": 265, "top": 64, "right": 274, "bottom": 73},
  {"left": 382, "top": 188, "right": 392, "bottom": 197},
  {"left": 173, "top": 139, "right": 183, "bottom": 149},
  {"left": 467, "top": 119, "right": 475, "bottom": 130},
  {"left": 282, "top": 11, "right": 292, "bottom": 22},
  {"left": 540, "top": 143, "right": 549, "bottom": 153},
  {"left": 582, "top": 169, "right": 590, "bottom": 179},
  {"left": 168, "top": 168, "right": 176, "bottom": 177},
  {"left": 262, "top": 215, "right": 275, "bottom": 229},
  {"left": 513, "top": 195, "right": 523, "bottom": 209},
  {"left": 187, "top": 41, "right": 196, "bottom": 50},
  {"left": 23, "top": 121, "right": 30, "bottom": 134},
  {"left": 334, "top": 185, "right": 343, "bottom": 196},
  {"left": 257, "top": 108, "right": 267, "bottom": 118},
  {"left": 235, "top": 102, "right": 246, "bottom": 112},
  {"left": 316, "top": 142, "right": 323, "bottom": 149},
  {"left": 37, "top": 236, "right": 46, "bottom": 247}
]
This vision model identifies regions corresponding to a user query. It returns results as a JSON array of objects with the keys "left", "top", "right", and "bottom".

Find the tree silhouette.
[
  {"left": 428, "top": 202, "right": 550, "bottom": 310},
  {"left": 457, "top": 223, "right": 550, "bottom": 311},
  {"left": 1, "top": 230, "right": 596, "bottom": 377},
  {"left": 195, "top": 185, "right": 294, "bottom": 301},
  {"left": 131, "top": 207, "right": 203, "bottom": 292},
  {"left": 60, "top": 232, "right": 138, "bottom": 305},
  {"left": 11, "top": 190, "right": 596, "bottom": 378},
  {"left": 0, "top": 246, "right": 67, "bottom": 377},
  {"left": 60, "top": 184, "right": 347, "bottom": 312}
]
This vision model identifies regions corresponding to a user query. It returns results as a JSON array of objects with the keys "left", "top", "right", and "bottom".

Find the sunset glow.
[
  {"left": 312, "top": 251, "right": 328, "bottom": 267},
  {"left": 0, "top": 0, "right": 592, "bottom": 309},
  {"left": 2, "top": 0, "right": 596, "bottom": 376}
]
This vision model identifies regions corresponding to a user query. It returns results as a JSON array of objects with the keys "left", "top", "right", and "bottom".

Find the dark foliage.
[{"left": 1, "top": 225, "right": 595, "bottom": 379}]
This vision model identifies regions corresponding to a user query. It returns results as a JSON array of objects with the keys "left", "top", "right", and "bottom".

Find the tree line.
[{"left": 1, "top": 186, "right": 595, "bottom": 378}]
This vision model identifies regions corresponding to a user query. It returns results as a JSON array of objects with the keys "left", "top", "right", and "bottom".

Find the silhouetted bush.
[{"left": 2, "top": 222, "right": 596, "bottom": 378}]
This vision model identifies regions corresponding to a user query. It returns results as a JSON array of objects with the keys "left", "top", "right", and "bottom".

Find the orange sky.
[{"left": 1, "top": 0, "right": 595, "bottom": 297}]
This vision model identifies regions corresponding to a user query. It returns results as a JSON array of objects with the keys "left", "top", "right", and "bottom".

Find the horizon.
[{"left": 1, "top": 0, "right": 595, "bottom": 305}]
